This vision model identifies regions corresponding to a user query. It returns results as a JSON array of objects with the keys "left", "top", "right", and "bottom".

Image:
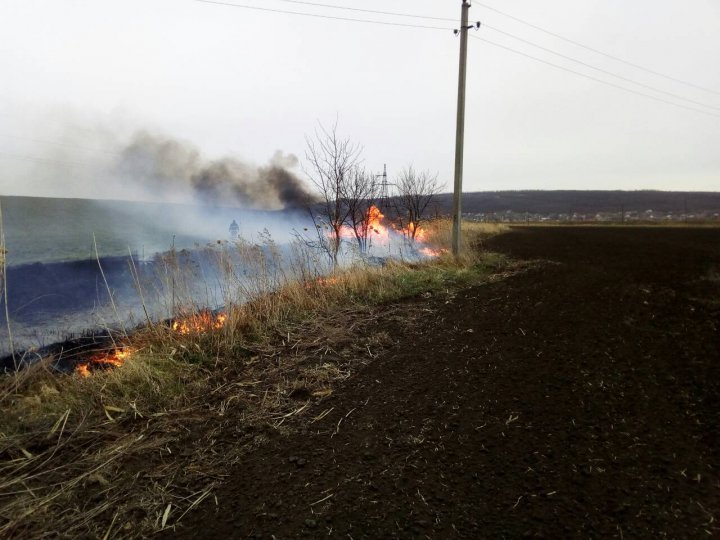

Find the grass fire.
[
  {"left": 337, "top": 204, "right": 438, "bottom": 253},
  {"left": 0, "top": 144, "right": 506, "bottom": 536},
  {"left": 71, "top": 312, "right": 229, "bottom": 378},
  {"left": 74, "top": 348, "right": 134, "bottom": 378},
  {"left": 0, "top": 0, "right": 717, "bottom": 535},
  {"left": 171, "top": 311, "right": 228, "bottom": 335}
]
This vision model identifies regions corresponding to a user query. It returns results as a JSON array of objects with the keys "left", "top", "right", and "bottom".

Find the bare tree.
[
  {"left": 344, "top": 168, "right": 381, "bottom": 254},
  {"left": 303, "top": 122, "right": 362, "bottom": 266},
  {"left": 394, "top": 166, "right": 443, "bottom": 241}
]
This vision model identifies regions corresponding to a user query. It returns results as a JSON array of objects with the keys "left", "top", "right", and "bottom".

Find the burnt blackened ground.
[
  {"left": 0, "top": 249, "right": 233, "bottom": 358},
  {"left": 167, "top": 226, "right": 720, "bottom": 539}
]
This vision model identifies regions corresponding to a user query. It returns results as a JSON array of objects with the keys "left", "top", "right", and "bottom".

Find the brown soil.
[{"left": 167, "top": 226, "right": 720, "bottom": 539}]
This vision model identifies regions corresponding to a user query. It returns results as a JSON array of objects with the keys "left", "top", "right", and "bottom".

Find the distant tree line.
[{"left": 428, "top": 190, "right": 720, "bottom": 216}]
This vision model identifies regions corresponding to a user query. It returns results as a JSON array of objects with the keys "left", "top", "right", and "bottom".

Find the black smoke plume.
[{"left": 116, "top": 131, "right": 315, "bottom": 208}]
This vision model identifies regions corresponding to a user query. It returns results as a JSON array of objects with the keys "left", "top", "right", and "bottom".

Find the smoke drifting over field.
[
  {"left": 0, "top": 108, "right": 316, "bottom": 209},
  {"left": 116, "top": 131, "right": 315, "bottom": 209}
]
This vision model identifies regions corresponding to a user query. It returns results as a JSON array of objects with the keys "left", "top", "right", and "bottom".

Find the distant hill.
[{"left": 426, "top": 190, "right": 720, "bottom": 216}]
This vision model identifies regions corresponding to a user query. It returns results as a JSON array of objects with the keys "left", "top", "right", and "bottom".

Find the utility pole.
[{"left": 451, "top": 0, "right": 471, "bottom": 257}]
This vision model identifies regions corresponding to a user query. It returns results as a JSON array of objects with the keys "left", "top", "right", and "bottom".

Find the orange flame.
[
  {"left": 339, "top": 205, "right": 392, "bottom": 244},
  {"left": 76, "top": 363, "right": 91, "bottom": 378},
  {"left": 402, "top": 222, "right": 429, "bottom": 242},
  {"left": 75, "top": 348, "right": 133, "bottom": 377},
  {"left": 334, "top": 205, "right": 440, "bottom": 254},
  {"left": 172, "top": 311, "right": 227, "bottom": 335},
  {"left": 367, "top": 205, "right": 390, "bottom": 240},
  {"left": 305, "top": 276, "right": 339, "bottom": 289}
]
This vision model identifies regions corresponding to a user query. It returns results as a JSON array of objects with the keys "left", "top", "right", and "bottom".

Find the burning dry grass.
[{"left": 0, "top": 218, "right": 511, "bottom": 538}]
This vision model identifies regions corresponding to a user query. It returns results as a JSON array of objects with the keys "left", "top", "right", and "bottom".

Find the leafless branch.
[
  {"left": 302, "top": 121, "right": 364, "bottom": 265},
  {"left": 393, "top": 166, "right": 443, "bottom": 241}
]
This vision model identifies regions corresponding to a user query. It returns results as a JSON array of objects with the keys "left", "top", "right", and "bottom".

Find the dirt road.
[{"left": 169, "top": 227, "right": 720, "bottom": 538}]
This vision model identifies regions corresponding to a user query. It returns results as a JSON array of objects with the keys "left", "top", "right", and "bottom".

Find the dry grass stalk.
[{"left": 0, "top": 218, "right": 511, "bottom": 538}]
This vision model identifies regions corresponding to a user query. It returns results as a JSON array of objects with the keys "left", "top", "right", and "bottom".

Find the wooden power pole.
[{"left": 452, "top": 0, "right": 471, "bottom": 257}]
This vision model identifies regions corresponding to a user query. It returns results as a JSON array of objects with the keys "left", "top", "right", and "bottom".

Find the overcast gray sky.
[{"left": 0, "top": 0, "right": 718, "bottom": 201}]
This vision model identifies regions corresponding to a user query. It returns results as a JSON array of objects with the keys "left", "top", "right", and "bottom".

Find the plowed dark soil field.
[{"left": 170, "top": 226, "right": 720, "bottom": 539}]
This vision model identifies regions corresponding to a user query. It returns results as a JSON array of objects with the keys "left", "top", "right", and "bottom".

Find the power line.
[
  {"left": 481, "top": 24, "right": 720, "bottom": 113},
  {"left": 196, "top": 0, "right": 720, "bottom": 115},
  {"left": 197, "top": 0, "right": 720, "bottom": 103},
  {"left": 267, "top": 0, "right": 720, "bottom": 100},
  {"left": 273, "top": 0, "right": 456, "bottom": 23},
  {"left": 473, "top": 1, "right": 720, "bottom": 96},
  {"left": 193, "top": 0, "right": 451, "bottom": 30},
  {"left": 469, "top": 35, "right": 720, "bottom": 119}
]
